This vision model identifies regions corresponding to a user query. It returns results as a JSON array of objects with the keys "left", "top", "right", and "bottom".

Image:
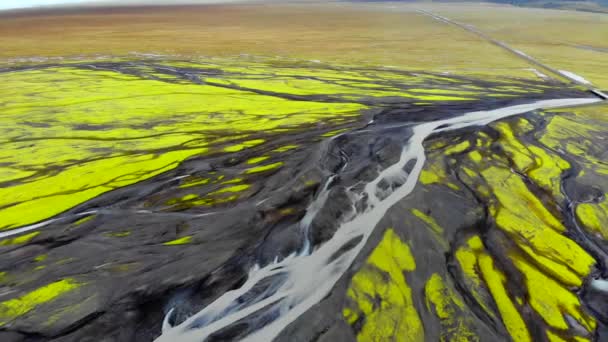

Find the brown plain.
[
  {"left": 0, "top": 3, "right": 535, "bottom": 77},
  {"left": 1, "top": 2, "right": 605, "bottom": 85}
]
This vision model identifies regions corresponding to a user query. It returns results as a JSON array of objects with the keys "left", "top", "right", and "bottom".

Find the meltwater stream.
[{"left": 156, "top": 98, "right": 600, "bottom": 342}]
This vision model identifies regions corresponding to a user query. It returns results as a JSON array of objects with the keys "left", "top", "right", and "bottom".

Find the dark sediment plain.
[{"left": 0, "top": 57, "right": 607, "bottom": 342}]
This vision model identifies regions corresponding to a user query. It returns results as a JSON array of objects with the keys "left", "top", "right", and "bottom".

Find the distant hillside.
[
  {"left": 494, "top": 0, "right": 608, "bottom": 13},
  {"left": 488, "top": 0, "right": 607, "bottom": 8},
  {"left": 356, "top": 0, "right": 608, "bottom": 13}
]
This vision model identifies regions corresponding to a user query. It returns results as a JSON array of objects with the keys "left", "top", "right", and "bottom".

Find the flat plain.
[
  {"left": 417, "top": 3, "right": 608, "bottom": 88},
  {"left": 0, "top": 3, "right": 606, "bottom": 342}
]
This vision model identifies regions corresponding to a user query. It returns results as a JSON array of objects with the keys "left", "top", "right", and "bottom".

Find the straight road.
[{"left": 416, "top": 9, "right": 608, "bottom": 100}]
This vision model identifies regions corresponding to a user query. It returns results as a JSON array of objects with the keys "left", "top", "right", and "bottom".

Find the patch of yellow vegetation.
[
  {"left": 495, "top": 121, "right": 535, "bottom": 171},
  {"left": 272, "top": 144, "right": 299, "bottom": 153},
  {"left": 456, "top": 226, "right": 595, "bottom": 341},
  {"left": 577, "top": 199, "right": 608, "bottom": 239},
  {"left": 419, "top": 153, "right": 459, "bottom": 190},
  {"left": 0, "top": 279, "right": 81, "bottom": 326},
  {"left": 444, "top": 140, "right": 470, "bottom": 155},
  {"left": 34, "top": 254, "right": 48, "bottom": 263},
  {"left": 344, "top": 228, "right": 424, "bottom": 341},
  {"left": 0, "top": 231, "right": 40, "bottom": 246},
  {"left": 0, "top": 65, "right": 367, "bottom": 230},
  {"left": 478, "top": 252, "right": 532, "bottom": 342},
  {"left": 246, "top": 156, "right": 270, "bottom": 165},
  {"left": 0, "top": 147, "right": 207, "bottom": 231},
  {"left": 454, "top": 236, "right": 497, "bottom": 321},
  {"left": 510, "top": 251, "right": 596, "bottom": 332},
  {"left": 72, "top": 215, "right": 95, "bottom": 226},
  {"left": 0, "top": 39, "right": 559, "bottom": 234},
  {"left": 411, "top": 209, "right": 444, "bottom": 235},
  {"left": 245, "top": 162, "right": 284, "bottom": 174},
  {"left": 481, "top": 166, "right": 594, "bottom": 286},
  {"left": 447, "top": 111, "right": 602, "bottom": 340},
  {"left": 541, "top": 112, "right": 608, "bottom": 176},
  {"left": 527, "top": 144, "right": 570, "bottom": 198},
  {"left": 468, "top": 151, "right": 483, "bottom": 163},
  {"left": 411, "top": 209, "right": 448, "bottom": 249},
  {"left": 179, "top": 177, "right": 210, "bottom": 189},
  {"left": 208, "top": 184, "right": 250, "bottom": 195},
  {"left": 424, "top": 273, "right": 478, "bottom": 341},
  {"left": 321, "top": 128, "right": 349, "bottom": 138},
  {"left": 538, "top": 108, "right": 608, "bottom": 242},
  {"left": 495, "top": 120, "right": 570, "bottom": 199},
  {"left": 221, "top": 178, "right": 244, "bottom": 185},
  {"left": 107, "top": 231, "right": 131, "bottom": 238},
  {"left": 419, "top": 160, "right": 448, "bottom": 185},
  {"left": 163, "top": 236, "right": 193, "bottom": 245},
  {"left": 224, "top": 139, "right": 267, "bottom": 153},
  {"left": 455, "top": 237, "right": 532, "bottom": 342}
]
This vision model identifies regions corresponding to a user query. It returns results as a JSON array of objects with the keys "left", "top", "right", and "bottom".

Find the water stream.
[{"left": 156, "top": 97, "right": 600, "bottom": 342}]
